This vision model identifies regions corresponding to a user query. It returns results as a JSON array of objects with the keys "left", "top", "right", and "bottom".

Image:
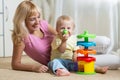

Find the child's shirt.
[
  {"left": 51, "top": 35, "right": 78, "bottom": 60},
  {"left": 23, "top": 20, "right": 54, "bottom": 65}
]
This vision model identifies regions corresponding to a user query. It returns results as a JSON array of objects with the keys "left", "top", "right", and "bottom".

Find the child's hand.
[
  {"left": 61, "top": 29, "right": 70, "bottom": 41},
  {"left": 62, "top": 33, "right": 69, "bottom": 41}
]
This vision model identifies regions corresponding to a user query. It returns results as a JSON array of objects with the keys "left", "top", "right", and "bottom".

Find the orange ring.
[{"left": 77, "top": 49, "right": 96, "bottom": 55}]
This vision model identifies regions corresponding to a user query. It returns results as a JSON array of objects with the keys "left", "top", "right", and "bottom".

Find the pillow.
[
  {"left": 77, "top": 36, "right": 111, "bottom": 54},
  {"left": 89, "top": 36, "right": 111, "bottom": 54},
  {"left": 91, "top": 54, "right": 120, "bottom": 70}
]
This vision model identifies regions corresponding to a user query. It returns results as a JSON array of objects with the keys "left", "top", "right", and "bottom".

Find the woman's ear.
[{"left": 56, "top": 29, "right": 58, "bottom": 32}]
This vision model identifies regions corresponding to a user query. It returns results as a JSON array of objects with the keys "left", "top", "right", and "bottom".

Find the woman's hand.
[{"left": 32, "top": 65, "right": 49, "bottom": 73}]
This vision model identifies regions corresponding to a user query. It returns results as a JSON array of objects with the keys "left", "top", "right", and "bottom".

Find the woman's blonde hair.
[
  {"left": 56, "top": 15, "right": 75, "bottom": 31},
  {"left": 12, "top": 0, "right": 41, "bottom": 45}
]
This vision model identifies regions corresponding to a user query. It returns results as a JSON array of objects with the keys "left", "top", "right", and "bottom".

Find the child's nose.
[{"left": 65, "top": 28, "right": 68, "bottom": 30}]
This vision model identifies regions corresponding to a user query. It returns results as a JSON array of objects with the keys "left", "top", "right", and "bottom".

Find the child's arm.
[
  {"left": 73, "top": 51, "right": 77, "bottom": 62},
  {"left": 57, "top": 32, "right": 69, "bottom": 53},
  {"left": 57, "top": 40, "right": 67, "bottom": 53}
]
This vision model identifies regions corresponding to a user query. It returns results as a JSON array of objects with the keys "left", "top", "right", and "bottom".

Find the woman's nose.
[{"left": 35, "top": 18, "right": 40, "bottom": 24}]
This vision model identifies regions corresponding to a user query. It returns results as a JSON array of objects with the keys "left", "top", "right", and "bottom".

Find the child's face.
[
  {"left": 57, "top": 20, "right": 74, "bottom": 36},
  {"left": 25, "top": 12, "right": 40, "bottom": 33}
]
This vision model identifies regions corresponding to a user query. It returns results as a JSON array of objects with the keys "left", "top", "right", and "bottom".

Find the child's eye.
[{"left": 67, "top": 27, "right": 71, "bottom": 29}]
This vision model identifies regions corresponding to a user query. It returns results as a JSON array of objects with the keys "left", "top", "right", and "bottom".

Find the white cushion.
[
  {"left": 91, "top": 54, "right": 120, "bottom": 70},
  {"left": 89, "top": 36, "right": 111, "bottom": 54}
]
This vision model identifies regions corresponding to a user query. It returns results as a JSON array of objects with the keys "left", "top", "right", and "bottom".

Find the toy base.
[{"left": 76, "top": 71, "right": 96, "bottom": 75}]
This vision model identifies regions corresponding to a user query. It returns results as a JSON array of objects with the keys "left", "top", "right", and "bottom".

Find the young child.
[
  {"left": 11, "top": 1, "right": 57, "bottom": 73},
  {"left": 48, "top": 15, "right": 108, "bottom": 76}
]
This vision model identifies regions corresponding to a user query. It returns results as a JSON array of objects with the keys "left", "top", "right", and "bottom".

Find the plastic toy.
[
  {"left": 62, "top": 29, "right": 68, "bottom": 35},
  {"left": 75, "top": 30, "right": 96, "bottom": 75}
]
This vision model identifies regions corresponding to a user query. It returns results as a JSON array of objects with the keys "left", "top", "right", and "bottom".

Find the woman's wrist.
[
  {"left": 32, "top": 65, "right": 40, "bottom": 72},
  {"left": 32, "top": 65, "right": 36, "bottom": 72}
]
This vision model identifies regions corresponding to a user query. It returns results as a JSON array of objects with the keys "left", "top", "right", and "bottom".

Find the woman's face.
[{"left": 25, "top": 12, "right": 40, "bottom": 33}]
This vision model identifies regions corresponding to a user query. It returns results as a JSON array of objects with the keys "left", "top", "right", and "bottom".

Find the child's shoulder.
[
  {"left": 70, "top": 34, "right": 77, "bottom": 39},
  {"left": 53, "top": 35, "right": 60, "bottom": 40}
]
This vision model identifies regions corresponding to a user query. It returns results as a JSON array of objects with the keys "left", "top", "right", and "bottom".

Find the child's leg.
[
  {"left": 48, "top": 59, "right": 70, "bottom": 76},
  {"left": 95, "top": 66, "right": 108, "bottom": 74},
  {"left": 55, "top": 59, "right": 77, "bottom": 76},
  {"left": 56, "top": 68, "right": 70, "bottom": 76}
]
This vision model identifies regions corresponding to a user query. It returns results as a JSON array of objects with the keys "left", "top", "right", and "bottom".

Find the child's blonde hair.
[
  {"left": 56, "top": 15, "right": 75, "bottom": 31},
  {"left": 12, "top": 1, "right": 41, "bottom": 45}
]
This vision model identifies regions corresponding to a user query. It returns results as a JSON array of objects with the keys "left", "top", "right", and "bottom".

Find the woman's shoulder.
[
  {"left": 22, "top": 34, "right": 31, "bottom": 43},
  {"left": 40, "top": 20, "right": 48, "bottom": 26},
  {"left": 39, "top": 20, "right": 49, "bottom": 32}
]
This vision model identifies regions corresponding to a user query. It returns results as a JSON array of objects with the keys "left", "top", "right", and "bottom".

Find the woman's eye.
[
  {"left": 30, "top": 19, "right": 34, "bottom": 21},
  {"left": 29, "top": 18, "right": 35, "bottom": 21}
]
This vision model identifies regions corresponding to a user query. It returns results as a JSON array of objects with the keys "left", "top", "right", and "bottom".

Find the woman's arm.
[
  {"left": 48, "top": 24, "right": 58, "bottom": 35},
  {"left": 11, "top": 41, "right": 34, "bottom": 71},
  {"left": 11, "top": 41, "right": 48, "bottom": 72}
]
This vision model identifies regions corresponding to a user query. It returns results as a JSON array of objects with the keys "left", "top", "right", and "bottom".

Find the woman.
[{"left": 11, "top": 0, "right": 57, "bottom": 73}]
